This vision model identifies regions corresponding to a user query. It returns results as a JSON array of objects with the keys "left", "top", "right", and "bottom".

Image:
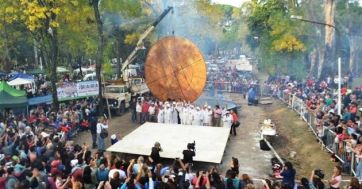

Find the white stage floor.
[{"left": 107, "top": 122, "right": 230, "bottom": 163}]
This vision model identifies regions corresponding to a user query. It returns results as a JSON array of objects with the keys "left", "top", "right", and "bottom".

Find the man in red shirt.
[
  {"left": 141, "top": 101, "right": 150, "bottom": 123},
  {"left": 230, "top": 109, "right": 238, "bottom": 136}
]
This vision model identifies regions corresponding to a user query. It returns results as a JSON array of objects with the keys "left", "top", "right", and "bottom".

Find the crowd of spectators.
[
  {"left": 206, "top": 68, "right": 258, "bottom": 94},
  {"left": 264, "top": 75, "right": 362, "bottom": 180}
]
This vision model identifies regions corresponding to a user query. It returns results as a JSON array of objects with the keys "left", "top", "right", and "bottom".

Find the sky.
[{"left": 211, "top": 0, "right": 248, "bottom": 7}]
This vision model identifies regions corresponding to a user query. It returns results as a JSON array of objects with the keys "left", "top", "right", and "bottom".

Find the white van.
[{"left": 83, "top": 72, "right": 96, "bottom": 81}]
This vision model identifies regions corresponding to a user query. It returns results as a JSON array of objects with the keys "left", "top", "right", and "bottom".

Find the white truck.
[{"left": 103, "top": 78, "right": 149, "bottom": 115}]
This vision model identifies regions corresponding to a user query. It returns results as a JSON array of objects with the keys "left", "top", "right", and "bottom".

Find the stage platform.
[{"left": 106, "top": 122, "right": 230, "bottom": 163}]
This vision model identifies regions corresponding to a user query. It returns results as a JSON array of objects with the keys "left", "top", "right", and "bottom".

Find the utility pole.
[{"left": 291, "top": 15, "right": 342, "bottom": 116}]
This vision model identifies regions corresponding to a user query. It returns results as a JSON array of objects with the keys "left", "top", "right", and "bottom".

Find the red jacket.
[
  {"left": 231, "top": 112, "right": 238, "bottom": 124},
  {"left": 142, "top": 103, "right": 150, "bottom": 113}
]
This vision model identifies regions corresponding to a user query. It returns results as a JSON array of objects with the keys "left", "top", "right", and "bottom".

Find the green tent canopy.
[{"left": 0, "top": 81, "right": 27, "bottom": 109}]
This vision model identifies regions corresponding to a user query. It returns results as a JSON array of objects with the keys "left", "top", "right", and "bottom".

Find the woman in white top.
[
  {"left": 96, "top": 117, "right": 109, "bottom": 151},
  {"left": 328, "top": 165, "right": 342, "bottom": 189},
  {"left": 222, "top": 111, "right": 233, "bottom": 128},
  {"left": 136, "top": 101, "right": 142, "bottom": 124}
]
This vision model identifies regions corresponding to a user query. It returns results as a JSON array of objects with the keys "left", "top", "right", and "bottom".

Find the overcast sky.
[{"left": 211, "top": 0, "right": 248, "bottom": 7}]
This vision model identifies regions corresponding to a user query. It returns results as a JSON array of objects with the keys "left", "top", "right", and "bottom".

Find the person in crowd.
[
  {"left": 136, "top": 100, "right": 142, "bottom": 124},
  {"left": 187, "top": 106, "right": 195, "bottom": 125},
  {"left": 149, "top": 142, "right": 162, "bottom": 169},
  {"left": 280, "top": 162, "right": 296, "bottom": 189},
  {"left": 230, "top": 109, "right": 238, "bottom": 136},
  {"left": 110, "top": 134, "right": 121, "bottom": 145},
  {"left": 165, "top": 104, "right": 172, "bottom": 124},
  {"left": 308, "top": 170, "right": 325, "bottom": 189},
  {"left": 183, "top": 143, "right": 196, "bottom": 165},
  {"left": 96, "top": 117, "right": 109, "bottom": 151},
  {"left": 148, "top": 102, "right": 157, "bottom": 122},
  {"left": 171, "top": 102, "right": 179, "bottom": 124},
  {"left": 180, "top": 104, "right": 188, "bottom": 125},
  {"left": 241, "top": 174, "right": 253, "bottom": 187},
  {"left": 214, "top": 105, "right": 222, "bottom": 127},
  {"left": 192, "top": 107, "right": 203, "bottom": 126},
  {"left": 224, "top": 169, "right": 241, "bottom": 189},
  {"left": 353, "top": 147, "right": 362, "bottom": 180},
  {"left": 130, "top": 98, "right": 137, "bottom": 123},
  {"left": 203, "top": 106, "right": 213, "bottom": 126},
  {"left": 157, "top": 105, "right": 165, "bottom": 123},
  {"left": 89, "top": 112, "right": 98, "bottom": 149},
  {"left": 222, "top": 111, "right": 233, "bottom": 129},
  {"left": 346, "top": 177, "right": 360, "bottom": 189},
  {"left": 328, "top": 165, "right": 342, "bottom": 189},
  {"left": 229, "top": 157, "right": 239, "bottom": 176},
  {"left": 141, "top": 100, "right": 149, "bottom": 124}
]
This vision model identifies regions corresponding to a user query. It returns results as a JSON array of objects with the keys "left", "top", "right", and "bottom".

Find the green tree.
[{"left": 246, "top": 0, "right": 307, "bottom": 78}]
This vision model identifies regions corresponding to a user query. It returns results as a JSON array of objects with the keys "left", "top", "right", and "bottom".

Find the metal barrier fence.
[
  {"left": 205, "top": 81, "right": 249, "bottom": 94},
  {"left": 277, "top": 90, "right": 358, "bottom": 175}
]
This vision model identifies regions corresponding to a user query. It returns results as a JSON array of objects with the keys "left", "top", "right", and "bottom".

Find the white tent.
[
  {"left": 73, "top": 67, "right": 95, "bottom": 74},
  {"left": 56, "top": 67, "right": 69, "bottom": 73},
  {"left": 7, "top": 78, "right": 34, "bottom": 86}
]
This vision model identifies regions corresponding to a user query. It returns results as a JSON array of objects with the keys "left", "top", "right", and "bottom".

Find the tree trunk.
[
  {"left": 349, "top": 35, "right": 361, "bottom": 73},
  {"left": 323, "top": 0, "right": 336, "bottom": 78},
  {"left": 116, "top": 40, "right": 121, "bottom": 79},
  {"left": 309, "top": 48, "right": 317, "bottom": 77},
  {"left": 92, "top": 0, "right": 105, "bottom": 115},
  {"left": 50, "top": 29, "right": 59, "bottom": 111},
  {"left": 33, "top": 39, "right": 39, "bottom": 68},
  {"left": 317, "top": 46, "right": 325, "bottom": 79}
]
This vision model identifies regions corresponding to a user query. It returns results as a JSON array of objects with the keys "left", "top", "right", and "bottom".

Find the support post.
[{"left": 338, "top": 57, "right": 341, "bottom": 116}]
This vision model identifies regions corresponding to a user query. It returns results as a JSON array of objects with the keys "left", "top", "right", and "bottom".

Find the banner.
[
  {"left": 28, "top": 95, "right": 52, "bottom": 105},
  {"left": 57, "top": 82, "right": 78, "bottom": 99},
  {"left": 76, "top": 81, "right": 99, "bottom": 97},
  {"left": 57, "top": 81, "right": 99, "bottom": 100}
]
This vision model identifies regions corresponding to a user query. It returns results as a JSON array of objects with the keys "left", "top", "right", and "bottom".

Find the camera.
[
  {"left": 187, "top": 141, "right": 196, "bottom": 151},
  {"left": 314, "top": 169, "right": 325, "bottom": 179}
]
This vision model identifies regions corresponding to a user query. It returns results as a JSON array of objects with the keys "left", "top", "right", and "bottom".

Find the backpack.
[{"left": 100, "top": 128, "right": 108, "bottom": 138}]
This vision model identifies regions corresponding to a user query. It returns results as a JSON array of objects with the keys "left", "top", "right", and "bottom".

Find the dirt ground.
[{"left": 265, "top": 100, "right": 335, "bottom": 179}]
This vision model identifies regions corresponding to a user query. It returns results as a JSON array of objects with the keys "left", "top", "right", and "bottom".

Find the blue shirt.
[
  {"left": 281, "top": 169, "right": 296, "bottom": 188},
  {"left": 96, "top": 168, "right": 109, "bottom": 181}
]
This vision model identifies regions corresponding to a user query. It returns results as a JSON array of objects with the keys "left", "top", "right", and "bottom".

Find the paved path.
[
  {"left": 218, "top": 93, "right": 272, "bottom": 178},
  {"left": 74, "top": 93, "right": 272, "bottom": 178}
]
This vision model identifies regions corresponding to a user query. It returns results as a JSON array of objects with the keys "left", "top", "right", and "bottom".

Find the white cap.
[
  {"left": 70, "top": 159, "right": 78, "bottom": 167},
  {"left": 111, "top": 134, "right": 117, "bottom": 140},
  {"left": 40, "top": 132, "right": 50, "bottom": 138}
]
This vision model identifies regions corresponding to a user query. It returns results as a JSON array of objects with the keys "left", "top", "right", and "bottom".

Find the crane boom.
[{"left": 121, "top": 6, "right": 173, "bottom": 74}]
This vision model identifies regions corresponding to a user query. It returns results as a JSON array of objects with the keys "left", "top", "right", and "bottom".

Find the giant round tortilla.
[{"left": 145, "top": 36, "right": 206, "bottom": 102}]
